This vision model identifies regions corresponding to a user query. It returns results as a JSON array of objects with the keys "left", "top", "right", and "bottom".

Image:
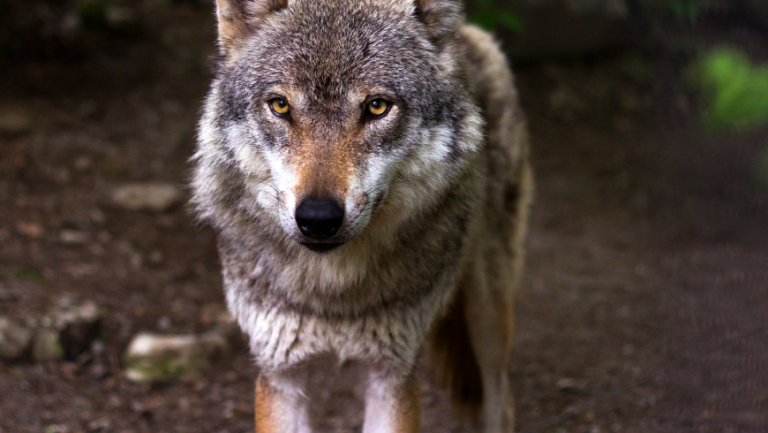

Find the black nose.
[{"left": 295, "top": 197, "right": 344, "bottom": 240}]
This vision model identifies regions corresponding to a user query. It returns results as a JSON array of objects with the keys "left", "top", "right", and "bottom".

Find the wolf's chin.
[{"left": 300, "top": 242, "right": 344, "bottom": 254}]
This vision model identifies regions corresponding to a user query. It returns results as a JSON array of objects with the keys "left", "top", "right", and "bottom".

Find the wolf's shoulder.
[
  {"left": 456, "top": 24, "right": 518, "bottom": 111},
  {"left": 456, "top": 24, "right": 531, "bottom": 223}
]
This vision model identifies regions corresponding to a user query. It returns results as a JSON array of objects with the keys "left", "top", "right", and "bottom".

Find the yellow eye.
[
  {"left": 270, "top": 98, "right": 290, "bottom": 116},
  {"left": 367, "top": 99, "right": 389, "bottom": 117}
]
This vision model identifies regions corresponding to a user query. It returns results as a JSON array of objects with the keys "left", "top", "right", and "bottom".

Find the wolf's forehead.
[{"left": 252, "top": 2, "right": 424, "bottom": 98}]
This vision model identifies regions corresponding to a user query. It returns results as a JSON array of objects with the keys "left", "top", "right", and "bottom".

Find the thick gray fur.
[{"left": 192, "top": 0, "right": 531, "bottom": 430}]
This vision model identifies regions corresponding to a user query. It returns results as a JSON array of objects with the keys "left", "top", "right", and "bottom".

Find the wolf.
[{"left": 191, "top": 0, "right": 533, "bottom": 431}]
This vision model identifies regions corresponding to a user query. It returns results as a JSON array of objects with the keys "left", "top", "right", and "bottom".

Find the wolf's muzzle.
[{"left": 295, "top": 197, "right": 344, "bottom": 241}]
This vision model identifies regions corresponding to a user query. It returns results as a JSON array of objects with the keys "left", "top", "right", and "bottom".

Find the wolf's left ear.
[
  {"left": 412, "top": 0, "right": 462, "bottom": 44},
  {"left": 215, "top": 0, "right": 287, "bottom": 57}
]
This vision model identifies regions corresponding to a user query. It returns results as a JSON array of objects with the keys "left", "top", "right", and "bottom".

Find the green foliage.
[
  {"left": 667, "top": 0, "right": 705, "bottom": 24},
  {"left": 468, "top": 0, "right": 525, "bottom": 33},
  {"left": 689, "top": 48, "right": 768, "bottom": 132}
]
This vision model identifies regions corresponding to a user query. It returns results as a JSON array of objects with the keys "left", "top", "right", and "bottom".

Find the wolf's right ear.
[
  {"left": 215, "top": 0, "right": 287, "bottom": 57},
  {"left": 413, "top": 0, "right": 462, "bottom": 44}
]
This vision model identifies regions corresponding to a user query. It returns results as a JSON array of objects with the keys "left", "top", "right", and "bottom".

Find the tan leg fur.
[
  {"left": 255, "top": 374, "right": 312, "bottom": 433},
  {"left": 363, "top": 372, "right": 421, "bottom": 433}
]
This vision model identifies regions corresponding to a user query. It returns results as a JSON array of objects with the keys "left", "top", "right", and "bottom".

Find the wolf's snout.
[{"left": 295, "top": 197, "right": 344, "bottom": 240}]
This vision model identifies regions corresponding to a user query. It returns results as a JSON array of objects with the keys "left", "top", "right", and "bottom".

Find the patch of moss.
[{"left": 690, "top": 48, "right": 768, "bottom": 132}]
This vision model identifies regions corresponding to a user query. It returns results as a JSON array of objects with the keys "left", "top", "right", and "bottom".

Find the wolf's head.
[{"left": 195, "top": 0, "right": 483, "bottom": 254}]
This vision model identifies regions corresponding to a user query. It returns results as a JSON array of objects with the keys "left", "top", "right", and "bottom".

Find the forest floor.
[{"left": 1, "top": 4, "right": 767, "bottom": 433}]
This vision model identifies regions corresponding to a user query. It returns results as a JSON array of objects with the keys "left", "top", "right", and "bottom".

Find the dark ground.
[{"left": 1, "top": 3, "right": 767, "bottom": 433}]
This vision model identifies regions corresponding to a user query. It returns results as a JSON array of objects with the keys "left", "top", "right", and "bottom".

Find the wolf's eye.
[
  {"left": 366, "top": 99, "right": 390, "bottom": 118},
  {"left": 270, "top": 98, "right": 290, "bottom": 117}
]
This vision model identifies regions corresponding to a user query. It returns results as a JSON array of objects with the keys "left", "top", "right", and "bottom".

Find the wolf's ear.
[
  {"left": 215, "top": 0, "right": 287, "bottom": 56},
  {"left": 413, "top": 0, "right": 462, "bottom": 44}
]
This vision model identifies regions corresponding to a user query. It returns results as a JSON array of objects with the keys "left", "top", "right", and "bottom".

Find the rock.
[
  {"left": 32, "top": 298, "right": 101, "bottom": 362},
  {"left": 125, "top": 332, "right": 228, "bottom": 383},
  {"left": 556, "top": 377, "right": 587, "bottom": 393},
  {"left": 16, "top": 221, "right": 44, "bottom": 238},
  {"left": 59, "top": 229, "right": 90, "bottom": 245},
  {"left": 111, "top": 183, "right": 182, "bottom": 212},
  {"left": 31, "top": 328, "right": 65, "bottom": 362},
  {"left": 0, "top": 316, "right": 33, "bottom": 360}
]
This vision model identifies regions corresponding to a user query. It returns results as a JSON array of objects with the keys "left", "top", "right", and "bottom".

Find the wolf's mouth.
[{"left": 300, "top": 242, "right": 343, "bottom": 253}]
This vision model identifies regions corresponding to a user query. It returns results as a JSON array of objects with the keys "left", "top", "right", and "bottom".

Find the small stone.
[
  {"left": 32, "top": 328, "right": 65, "bottom": 362},
  {"left": 16, "top": 221, "right": 44, "bottom": 238},
  {"left": 125, "top": 332, "right": 228, "bottom": 383},
  {"left": 87, "top": 418, "right": 110, "bottom": 431},
  {"left": 556, "top": 377, "right": 586, "bottom": 392},
  {"left": 0, "top": 316, "right": 33, "bottom": 360},
  {"left": 91, "top": 340, "right": 105, "bottom": 355},
  {"left": 43, "top": 424, "right": 70, "bottom": 433},
  {"left": 32, "top": 298, "right": 101, "bottom": 362},
  {"left": 111, "top": 183, "right": 182, "bottom": 212},
  {"left": 59, "top": 230, "right": 90, "bottom": 245},
  {"left": 157, "top": 316, "right": 171, "bottom": 331}
]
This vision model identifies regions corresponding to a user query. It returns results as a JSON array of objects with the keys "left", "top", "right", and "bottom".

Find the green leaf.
[
  {"left": 469, "top": 10, "right": 498, "bottom": 31},
  {"left": 469, "top": 9, "right": 525, "bottom": 33},
  {"left": 690, "top": 48, "right": 768, "bottom": 132},
  {"left": 497, "top": 11, "right": 525, "bottom": 33}
]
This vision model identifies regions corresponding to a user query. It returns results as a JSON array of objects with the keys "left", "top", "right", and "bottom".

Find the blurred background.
[{"left": 1, "top": 0, "right": 767, "bottom": 432}]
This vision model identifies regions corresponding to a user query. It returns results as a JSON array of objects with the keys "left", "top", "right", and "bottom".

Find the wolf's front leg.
[
  {"left": 363, "top": 370, "right": 421, "bottom": 433},
  {"left": 255, "top": 372, "right": 312, "bottom": 433}
]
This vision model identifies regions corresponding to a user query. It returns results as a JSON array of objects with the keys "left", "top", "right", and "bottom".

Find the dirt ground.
[{"left": 1, "top": 4, "right": 767, "bottom": 433}]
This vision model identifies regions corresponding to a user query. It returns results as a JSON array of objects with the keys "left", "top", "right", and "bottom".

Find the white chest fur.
[{"left": 225, "top": 277, "right": 454, "bottom": 374}]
